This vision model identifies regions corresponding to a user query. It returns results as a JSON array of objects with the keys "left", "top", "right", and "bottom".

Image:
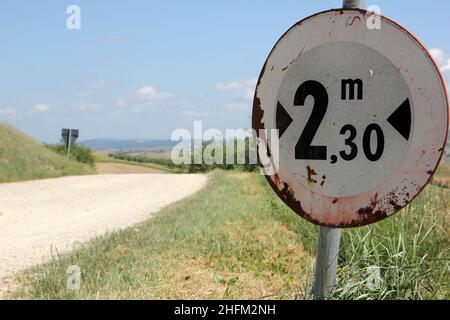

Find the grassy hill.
[{"left": 0, "top": 124, "right": 93, "bottom": 183}]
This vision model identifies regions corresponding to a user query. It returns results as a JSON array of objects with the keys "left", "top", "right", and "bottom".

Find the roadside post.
[
  {"left": 252, "top": 0, "right": 448, "bottom": 300},
  {"left": 343, "top": 0, "right": 365, "bottom": 9},
  {"left": 311, "top": 0, "right": 365, "bottom": 300},
  {"left": 61, "top": 128, "right": 79, "bottom": 158}
]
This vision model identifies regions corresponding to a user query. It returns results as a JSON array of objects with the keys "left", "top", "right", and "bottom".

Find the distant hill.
[
  {"left": 79, "top": 139, "right": 177, "bottom": 151},
  {"left": 0, "top": 124, "right": 92, "bottom": 183}
]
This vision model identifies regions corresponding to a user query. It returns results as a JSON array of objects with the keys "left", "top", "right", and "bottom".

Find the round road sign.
[{"left": 252, "top": 9, "right": 448, "bottom": 228}]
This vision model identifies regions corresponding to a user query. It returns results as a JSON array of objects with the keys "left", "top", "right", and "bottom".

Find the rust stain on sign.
[
  {"left": 252, "top": 96, "right": 264, "bottom": 131},
  {"left": 346, "top": 15, "right": 361, "bottom": 27},
  {"left": 306, "top": 166, "right": 318, "bottom": 184}
]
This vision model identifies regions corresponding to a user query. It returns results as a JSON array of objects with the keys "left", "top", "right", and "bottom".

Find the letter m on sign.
[{"left": 341, "top": 79, "right": 363, "bottom": 100}]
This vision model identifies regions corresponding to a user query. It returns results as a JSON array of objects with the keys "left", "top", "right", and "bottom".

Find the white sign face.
[
  {"left": 253, "top": 9, "right": 448, "bottom": 227},
  {"left": 277, "top": 41, "right": 413, "bottom": 197}
]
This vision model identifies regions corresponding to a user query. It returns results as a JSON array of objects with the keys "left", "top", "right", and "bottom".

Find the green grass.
[
  {"left": 9, "top": 169, "right": 449, "bottom": 300},
  {"left": 435, "top": 163, "right": 450, "bottom": 178},
  {"left": 333, "top": 185, "right": 449, "bottom": 299},
  {"left": 0, "top": 124, "right": 93, "bottom": 183}
]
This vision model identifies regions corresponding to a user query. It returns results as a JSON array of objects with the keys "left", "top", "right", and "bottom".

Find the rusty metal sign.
[{"left": 253, "top": 9, "right": 449, "bottom": 228}]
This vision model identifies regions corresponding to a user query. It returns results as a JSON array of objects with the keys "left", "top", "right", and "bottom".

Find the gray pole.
[
  {"left": 312, "top": 227, "right": 341, "bottom": 299},
  {"left": 67, "top": 129, "right": 72, "bottom": 158},
  {"left": 343, "top": 0, "right": 365, "bottom": 9},
  {"left": 311, "top": 0, "right": 365, "bottom": 300}
]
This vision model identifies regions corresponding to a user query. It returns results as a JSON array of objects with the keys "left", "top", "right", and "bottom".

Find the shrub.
[{"left": 46, "top": 143, "right": 95, "bottom": 166}]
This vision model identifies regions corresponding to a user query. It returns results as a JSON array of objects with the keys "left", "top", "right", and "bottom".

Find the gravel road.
[{"left": 0, "top": 174, "right": 207, "bottom": 285}]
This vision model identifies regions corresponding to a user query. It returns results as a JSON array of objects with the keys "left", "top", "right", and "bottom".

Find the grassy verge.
[
  {"left": 0, "top": 124, "right": 93, "bottom": 183},
  {"left": 432, "top": 163, "right": 450, "bottom": 188},
  {"left": 9, "top": 170, "right": 449, "bottom": 300}
]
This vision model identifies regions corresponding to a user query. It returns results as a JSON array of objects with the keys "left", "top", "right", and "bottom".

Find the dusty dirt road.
[
  {"left": 95, "top": 162, "right": 164, "bottom": 174},
  {"left": 0, "top": 173, "right": 207, "bottom": 290}
]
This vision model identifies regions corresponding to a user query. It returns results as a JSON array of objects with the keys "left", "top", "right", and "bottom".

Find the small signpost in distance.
[
  {"left": 61, "top": 128, "right": 79, "bottom": 157},
  {"left": 252, "top": 0, "right": 448, "bottom": 298}
]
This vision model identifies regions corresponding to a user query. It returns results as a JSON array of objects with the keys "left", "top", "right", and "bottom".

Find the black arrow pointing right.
[{"left": 276, "top": 101, "right": 293, "bottom": 138}]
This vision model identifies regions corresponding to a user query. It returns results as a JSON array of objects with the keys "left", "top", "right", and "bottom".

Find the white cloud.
[
  {"left": 33, "top": 104, "right": 50, "bottom": 112},
  {"left": 113, "top": 85, "right": 174, "bottom": 111},
  {"left": 77, "top": 80, "right": 115, "bottom": 98},
  {"left": 225, "top": 101, "right": 250, "bottom": 111},
  {"left": 0, "top": 107, "right": 16, "bottom": 116},
  {"left": 90, "top": 80, "right": 117, "bottom": 90},
  {"left": 183, "top": 110, "right": 209, "bottom": 118},
  {"left": 75, "top": 100, "right": 101, "bottom": 111},
  {"left": 115, "top": 98, "right": 127, "bottom": 109},
  {"left": 214, "top": 78, "right": 257, "bottom": 101},
  {"left": 77, "top": 90, "right": 90, "bottom": 98},
  {"left": 136, "top": 85, "right": 174, "bottom": 101},
  {"left": 430, "top": 48, "right": 450, "bottom": 73}
]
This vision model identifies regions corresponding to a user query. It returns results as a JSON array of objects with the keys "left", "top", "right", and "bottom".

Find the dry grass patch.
[
  {"left": 431, "top": 176, "right": 450, "bottom": 189},
  {"left": 155, "top": 253, "right": 310, "bottom": 300}
]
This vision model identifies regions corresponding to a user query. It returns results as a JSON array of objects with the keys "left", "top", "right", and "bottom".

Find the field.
[
  {"left": 9, "top": 167, "right": 449, "bottom": 300},
  {"left": 0, "top": 124, "right": 92, "bottom": 183},
  {"left": 93, "top": 151, "right": 176, "bottom": 173}
]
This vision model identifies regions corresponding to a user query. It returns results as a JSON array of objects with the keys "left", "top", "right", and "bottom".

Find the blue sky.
[{"left": 1, "top": 0, "right": 449, "bottom": 142}]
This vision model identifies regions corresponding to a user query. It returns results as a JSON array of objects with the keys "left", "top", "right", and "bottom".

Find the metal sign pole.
[
  {"left": 343, "top": 0, "right": 365, "bottom": 9},
  {"left": 311, "top": 0, "right": 365, "bottom": 300},
  {"left": 67, "top": 129, "right": 72, "bottom": 158},
  {"left": 312, "top": 226, "right": 341, "bottom": 299}
]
